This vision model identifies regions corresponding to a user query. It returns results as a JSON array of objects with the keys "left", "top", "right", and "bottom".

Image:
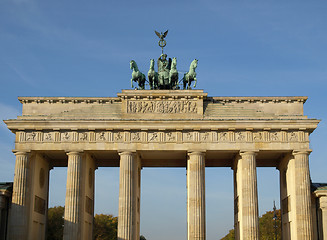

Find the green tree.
[
  {"left": 220, "top": 209, "right": 281, "bottom": 240},
  {"left": 94, "top": 214, "right": 118, "bottom": 240},
  {"left": 221, "top": 229, "right": 235, "bottom": 240},
  {"left": 46, "top": 206, "right": 64, "bottom": 240},
  {"left": 259, "top": 209, "right": 281, "bottom": 240},
  {"left": 47, "top": 208, "right": 144, "bottom": 240}
]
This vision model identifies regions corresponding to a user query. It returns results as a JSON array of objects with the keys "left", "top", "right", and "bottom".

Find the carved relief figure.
[
  {"left": 166, "top": 132, "right": 175, "bottom": 141},
  {"left": 236, "top": 132, "right": 245, "bottom": 141},
  {"left": 271, "top": 132, "right": 279, "bottom": 141},
  {"left": 219, "top": 132, "right": 227, "bottom": 141},
  {"left": 254, "top": 132, "right": 263, "bottom": 141},
  {"left": 45, "top": 133, "right": 52, "bottom": 141},
  {"left": 289, "top": 132, "right": 298, "bottom": 141},
  {"left": 127, "top": 100, "right": 197, "bottom": 114},
  {"left": 115, "top": 132, "right": 123, "bottom": 141},
  {"left": 149, "top": 132, "right": 158, "bottom": 141},
  {"left": 186, "top": 132, "right": 193, "bottom": 141},
  {"left": 202, "top": 132, "right": 209, "bottom": 141},
  {"left": 63, "top": 132, "right": 70, "bottom": 140},
  {"left": 80, "top": 132, "right": 87, "bottom": 141},
  {"left": 99, "top": 132, "right": 106, "bottom": 140},
  {"left": 26, "top": 132, "right": 36, "bottom": 141},
  {"left": 132, "top": 132, "right": 141, "bottom": 141}
]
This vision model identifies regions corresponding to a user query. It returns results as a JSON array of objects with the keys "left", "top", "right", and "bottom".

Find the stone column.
[
  {"left": 313, "top": 192, "right": 327, "bottom": 240},
  {"left": 63, "top": 152, "right": 83, "bottom": 240},
  {"left": 118, "top": 151, "right": 139, "bottom": 240},
  {"left": 9, "top": 151, "right": 30, "bottom": 240},
  {"left": 319, "top": 195, "right": 327, "bottom": 240},
  {"left": 135, "top": 155, "right": 142, "bottom": 239},
  {"left": 293, "top": 150, "right": 314, "bottom": 240},
  {"left": 187, "top": 151, "right": 206, "bottom": 240},
  {"left": 237, "top": 151, "right": 259, "bottom": 240}
]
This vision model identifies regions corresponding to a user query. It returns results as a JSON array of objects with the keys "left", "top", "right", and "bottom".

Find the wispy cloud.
[{"left": 4, "top": 62, "right": 37, "bottom": 87}]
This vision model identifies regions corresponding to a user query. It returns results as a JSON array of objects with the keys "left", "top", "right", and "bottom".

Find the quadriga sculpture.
[
  {"left": 183, "top": 59, "right": 198, "bottom": 90},
  {"left": 130, "top": 60, "right": 146, "bottom": 90},
  {"left": 157, "top": 53, "right": 172, "bottom": 89},
  {"left": 169, "top": 57, "right": 179, "bottom": 89},
  {"left": 148, "top": 59, "right": 158, "bottom": 90}
]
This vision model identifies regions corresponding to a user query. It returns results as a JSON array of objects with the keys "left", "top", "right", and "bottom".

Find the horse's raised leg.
[{"left": 193, "top": 78, "right": 197, "bottom": 88}]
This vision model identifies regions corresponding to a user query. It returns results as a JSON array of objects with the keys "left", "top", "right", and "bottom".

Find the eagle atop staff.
[
  {"left": 155, "top": 30, "right": 168, "bottom": 41},
  {"left": 155, "top": 30, "right": 168, "bottom": 53}
]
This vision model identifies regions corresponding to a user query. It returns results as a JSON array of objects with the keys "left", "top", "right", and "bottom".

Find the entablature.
[{"left": 16, "top": 90, "right": 311, "bottom": 120}]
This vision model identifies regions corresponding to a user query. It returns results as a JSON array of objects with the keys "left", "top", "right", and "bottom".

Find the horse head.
[
  {"left": 172, "top": 57, "right": 177, "bottom": 68},
  {"left": 130, "top": 60, "right": 135, "bottom": 70},
  {"left": 192, "top": 59, "right": 198, "bottom": 69},
  {"left": 150, "top": 59, "right": 155, "bottom": 69}
]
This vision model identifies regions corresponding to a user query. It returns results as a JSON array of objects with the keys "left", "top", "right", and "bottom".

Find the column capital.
[
  {"left": 239, "top": 150, "right": 259, "bottom": 156},
  {"left": 66, "top": 151, "right": 83, "bottom": 156},
  {"left": 314, "top": 190, "right": 327, "bottom": 198},
  {"left": 118, "top": 150, "right": 136, "bottom": 156},
  {"left": 187, "top": 151, "right": 206, "bottom": 156},
  {"left": 292, "top": 149, "right": 312, "bottom": 156},
  {"left": 13, "top": 151, "right": 30, "bottom": 156}
]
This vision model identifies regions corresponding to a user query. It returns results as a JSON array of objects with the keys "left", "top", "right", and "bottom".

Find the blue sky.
[{"left": 1, "top": 0, "right": 327, "bottom": 239}]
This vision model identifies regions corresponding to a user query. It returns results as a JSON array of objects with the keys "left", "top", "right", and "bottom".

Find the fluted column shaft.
[
  {"left": 293, "top": 150, "right": 313, "bottom": 240},
  {"left": 320, "top": 196, "right": 327, "bottom": 240},
  {"left": 240, "top": 151, "right": 259, "bottom": 240},
  {"left": 9, "top": 151, "right": 29, "bottom": 240},
  {"left": 187, "top": 151, "right": 206, "bottom": 240},
  {"left": 118, "top": 151, "right": 138, "bottom": 240},
  {"left": 63, "top": 152, "right": 83, "bottom": 240}
]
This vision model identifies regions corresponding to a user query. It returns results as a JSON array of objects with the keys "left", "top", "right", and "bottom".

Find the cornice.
[
  {"left": 4, "top": 118, "right": 320, "bottom": 132},
  {"left": 208, "top": 96, "right": 307, "bottom": 104},
  {"left": 18, "top": 97, "right": 120, "bottom": 104},
  {"left": 17, "top": 96, "right": 308, "bottom": 104}
]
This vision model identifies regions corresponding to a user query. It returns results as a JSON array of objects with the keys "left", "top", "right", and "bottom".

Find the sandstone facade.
[{"left": 4, "top": 90, "right": 321, "bottom": 239}]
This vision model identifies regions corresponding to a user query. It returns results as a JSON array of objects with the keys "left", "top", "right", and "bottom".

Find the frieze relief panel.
[
  {"left": 17, "top": 130, "right": 307, "bottom": 144},
  {"left": 148, "top": 132, "right": 158, "bottom": 142},
  {"left": 165, "top": 131, "right": 177, "bottom": 142},
  {"left": 127, "top": 100, "right": 198, "bottom": 114},
  {"left": 183, "top": 131, "right": 195, "bottom": 142},
  {"left": 96, "top": 131, "right": 108, "bottom": 141},
  {"left": 44, "top": 132, "right": 53, "bottom": 142},
  {"left": 200, "top": 132, "right": 210, "bottom": 142}
]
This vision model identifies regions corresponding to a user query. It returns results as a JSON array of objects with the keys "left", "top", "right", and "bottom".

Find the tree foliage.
[
  {"left": 47, "top": 207, "right": 146, "bottom": 240},
  {"left": 259, "top": 209, "right": 281, "bottom": 240},
  {"left": 46, "top": 206, "right": 64, "bottom": 240},
  {"left": 94, "top": 214, "right": 118, "bottom": 240},
  {"left": 221, "top": 229, "right": 235, "bottom": 240},
  {"left": 220, "top": 209, "right": 281, "bottom": 240}
]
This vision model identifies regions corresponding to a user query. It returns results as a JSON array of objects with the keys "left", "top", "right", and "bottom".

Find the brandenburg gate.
[{"left": 4, "top": 89, "right": 321, "bottom": 239}]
